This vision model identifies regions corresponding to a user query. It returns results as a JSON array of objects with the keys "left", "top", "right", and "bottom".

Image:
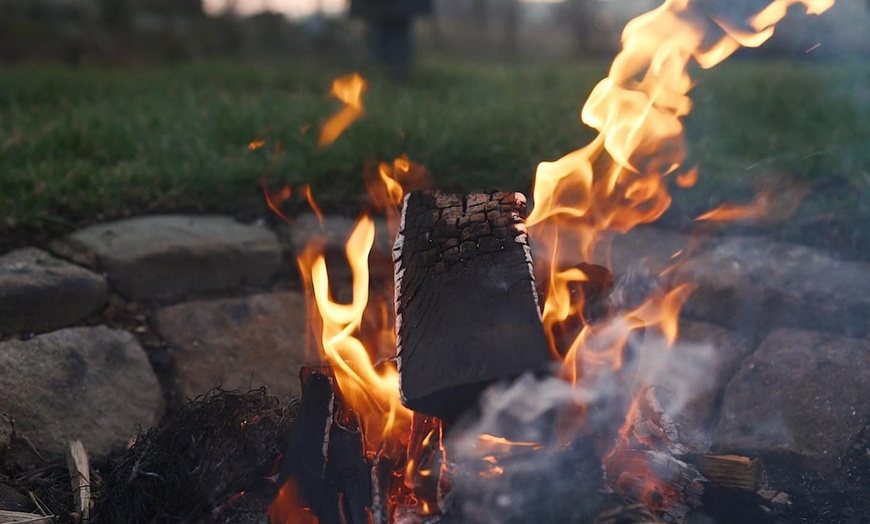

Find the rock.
[
  {"left": 0, "top": 248, "right": 108, "bottom": 335},
  {"left": 714, "top": 328, "right": 870, "bottom": 471},
  {"left": 0, "top": 327, "right": 164, "bottom": 457},
  {"left": 155, "top": 292, "right": 313, "bottom": 400},
  {"left": 675, "top": 236, "right": 870, "bottom": 338},
  {"left": 280, "top": 213, "right": 395, "bottom": 302},
  {"left": 282, "top": 213, "right": 394, "bottom": 261},
  {"left": 654, "top": 319, "right": 756, "bottom": 426},
  {"left": 0, "top": 484, "right": 36, "bottom": 513},
  {"left": 57, "top": 215, "right": 282, "bottom": 301},
  {"left": 601, "top": 226, "right": 692, "bottom": 278}
]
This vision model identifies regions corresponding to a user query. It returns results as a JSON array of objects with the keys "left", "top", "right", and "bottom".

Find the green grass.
[{"left": 1, "top": 58, "right": 869, "bottom": 250}]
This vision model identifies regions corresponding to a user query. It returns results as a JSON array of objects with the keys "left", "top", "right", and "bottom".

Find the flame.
[
  {"left": 695, "top": 193, "right": 770, "bottom": 222},
  {"left": 248, "top": 139, "right": 266, "bottom": 150},
  {"left": 269, "top": 479, "right": 318, "bottom": 524},
  {"left": 263, "top": 184, "right": 292, "bottom": 223},
  {"left": 528, "top": 0, "right": 834, "bottom": 367},
  {"left": 318, "top": 73, "right": 368, "bottom": 146},
  {"left": 303, "top": 185, "right": 324, "bottom": 227},
  {"left": 298, "top": 215, "right": 413, "bottom": 453},
  {"left": 272, "top": 1, "right": 834, "bottom": 518}
]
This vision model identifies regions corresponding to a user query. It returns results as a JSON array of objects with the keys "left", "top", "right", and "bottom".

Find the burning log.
[
  {"left": 607, "top": 450, "right": 705, "bottom": 521},
  {"left": 394, "top": 190, "right": 552, "bottom": 421},
  {"left": 275, "top": 367, "right": 373, "bottom": 524}
]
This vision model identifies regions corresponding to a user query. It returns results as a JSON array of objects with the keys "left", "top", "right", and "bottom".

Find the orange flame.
[
  {"left": 318, "top": 73, "right": 368, "bottom": 146},
  {"left": 263, "top": 184, "right": 292, "bottom": 223},
  {"left": 248, "top": 139, "right": 266, "bottom": 150},
  {"left": 528, "top": 0, "right": 834, "bottom": 365},
  {"left": 695, "top": 189, "right": 771, "bottom": 222},
  {"left": 298, "top": 215, "right": 413, "bottom": 454}
]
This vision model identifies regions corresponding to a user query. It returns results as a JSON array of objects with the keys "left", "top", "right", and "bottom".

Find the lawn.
[{"left": 1, "top": 58, "right": 869, "bottom": 256}]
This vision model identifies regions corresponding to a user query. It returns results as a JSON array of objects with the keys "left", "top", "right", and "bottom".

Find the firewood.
[
  {"left": 678, "top": 454, "right": 762, "bottom": 492},
  {"left": 65, "top": 440, "right": 90, "bottom": 522},
  {"left": 394, "top": 190, "right": 552, "bottom": 421},
  {"left": 276, "top": 369, "right": 335, "bottom": 521},
  {"left": 0, "top": 510, "right": 54, "bottom": 524}
]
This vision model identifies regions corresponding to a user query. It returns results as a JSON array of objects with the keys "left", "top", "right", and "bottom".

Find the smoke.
[{"left": 440, "top": 319, "right": 721, "bottom": 521}]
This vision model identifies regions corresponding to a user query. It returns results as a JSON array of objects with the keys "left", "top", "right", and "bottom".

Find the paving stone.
[
  {"left": 155, "top": 292, "right": 313, "bottom": 400},
  {"left": 57, "top": 215, "right": 282, "bottom": 301},
  {"left": 0, "top": 326, "right": 164, "bottom": 457},
  {"left": 714, "top": 328, "right": 870, "bottom": 471},
  {"left": 0, "top": 248, "right": 107, "bottom": 335},
  {"left": 675, "top": 236, "right": 870, "bottom": 338}
]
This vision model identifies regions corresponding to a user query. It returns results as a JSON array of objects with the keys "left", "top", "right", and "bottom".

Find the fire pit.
[{"left": 265, "top": 1, "right": 844, "bottom": 523}]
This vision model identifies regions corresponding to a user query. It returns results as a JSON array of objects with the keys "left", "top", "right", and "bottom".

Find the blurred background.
[
  {"left": 2, "top": 0, "right": 869, "bottom": 64},
  {"left": 1, "top": 0, "right": 869, "bottom": 260}
]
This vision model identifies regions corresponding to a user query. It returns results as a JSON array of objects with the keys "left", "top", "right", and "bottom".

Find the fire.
[
  {"left": 272, "top": 0, "right": 835, "bottom": 521},
  {"left": 318, "top": 72, "right": 368, "bottom": 146},
  {"left": 297, "top": 216, "right": 413, "bottom": 452},
  {"left": 695, "top": 188, "right": 772, "bottom": 222},
  {"left": 527, "top": 0, "right": 834, "bottom": 372}
]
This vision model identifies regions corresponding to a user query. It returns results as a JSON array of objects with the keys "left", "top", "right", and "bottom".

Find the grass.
[{"left": 1, "top": 57, "right": 869, "bottom": 254}]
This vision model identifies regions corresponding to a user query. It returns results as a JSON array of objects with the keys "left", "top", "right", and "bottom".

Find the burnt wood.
[
  {"left": 393, "top": 190, "right": 552, "bottom": 421},
  {"left": 276, "top": 370, "right": 335, "bottom": 521},
  {"left": 277, "top": 367, "right": 374, "bottom": 524}
]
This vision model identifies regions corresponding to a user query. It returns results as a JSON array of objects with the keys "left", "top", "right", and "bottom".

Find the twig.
[
  {"left": 66, "top": 441, "right": 91, "bottom": 522},
  {"left": 0, "top": 509, "right": 55, "bottom": 523},
  {"left": 25, "top": 494, "right": 49, "bottom": 518}
]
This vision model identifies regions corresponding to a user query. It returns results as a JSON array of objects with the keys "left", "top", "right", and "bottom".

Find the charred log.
[
  {"left": 394, "top": 190, "right": 552, "bottom": 422},
  {"left": 276, "top": 367, "right": 373, "bottom": 524}
]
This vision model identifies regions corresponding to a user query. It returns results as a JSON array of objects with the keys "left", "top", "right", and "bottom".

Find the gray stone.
[
  {"left": 282, "top": 213, "right": 394, "bottom": 261},
  {"left": 0, "top": 248, "right": 107, "bottom": 335},
  {"left": 675, "top": 236, "right": 870, "bottom": 338},
  {"left": 155, "top": 292, "right": 313, "bottom": 400},
  {"left": 0, "top": 327, "right": 164, "bottom": 457},
  {"left": 714, "top": 328, "right": 870, "bottom": 471},
  {"left": 598, "top": 226, "right": 692, "bottom": 278},
  {"left": 58, "top": 215, "right": 282, "bottom": 301},
  {"left": 280, "top": 213, "right": 395, "bottom": 301},
  {"left": 659, "top": 319, "right": 755, "bottom": 426}
]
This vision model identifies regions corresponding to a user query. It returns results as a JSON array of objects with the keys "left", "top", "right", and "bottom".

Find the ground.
[{"left": 1, "top": 58, "right": 869, "bottom": 259}]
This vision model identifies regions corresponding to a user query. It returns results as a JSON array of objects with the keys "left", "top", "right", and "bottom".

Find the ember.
[{"left": 269, "top": 0, "right": 837, "bottom": 522}]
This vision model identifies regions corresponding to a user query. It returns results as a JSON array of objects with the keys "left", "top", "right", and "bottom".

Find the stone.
[
  {"left": 674, "top": 236, "right": 870, "bottom": 338},
  {"left": 0, "top": 248, "right": 107, "bottom": 335},
  {"left": 155, "top": 292, "right": 313, "bottom": 400},
  {"left": 0, "top": 327, "right": 163, "bottom": 457},
  {"left": 57, "top": 215, "right": 282, "bottom": 301},
  {"left": 655, "top": 319, "right": 756, "bottom": 426},
  {"left": 714, "top": 328, "right": 870, "bottom": 471},
  {"left": 279, "top": 213, "right": 395, "bottom": 302}
]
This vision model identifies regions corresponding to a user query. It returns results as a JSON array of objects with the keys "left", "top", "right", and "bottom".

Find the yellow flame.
[
  {"left": 299, "top": 215, "right": 413, "bottom": 453},
  {"left": 318, "top": 73, "right": 368, "bottom": 146},
  {"left": 528, "top": 0, "right": 834, "bottom": 363}
]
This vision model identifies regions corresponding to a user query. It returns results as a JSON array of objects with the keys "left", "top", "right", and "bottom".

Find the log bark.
[{"left": 394, "top": 190, "right": 551, "bottom": 421}]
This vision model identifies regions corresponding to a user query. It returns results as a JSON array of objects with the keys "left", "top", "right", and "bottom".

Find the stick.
[
  {"left": 678, "top": 454, "right": 762, "bottom": 492},
  {"left": 0, "top": 510, "right": 55, "bottom": 523},
  {"left": 66, "top": 440, "right": 91, "bottom": 522}
]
